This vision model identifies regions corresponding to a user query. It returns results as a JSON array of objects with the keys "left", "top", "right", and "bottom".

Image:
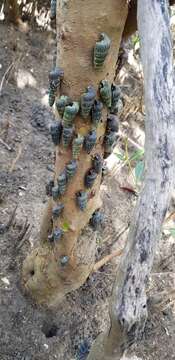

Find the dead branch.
[
  {"left": 92, "top": 249, "right": 124, "bottom": 273},
  {"left": 87, "top": 1, "right": 175, "bottom": 359},
  {"left": 16, "top": 223, "right": 32, "bottom": 251}
]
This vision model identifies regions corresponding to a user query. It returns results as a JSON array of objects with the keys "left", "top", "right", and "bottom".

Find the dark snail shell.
[
  {"left": 90, "top": 210, "right": 104, "bottom": 230},
  {"left": 48, "top": 87, "right": 55, "bottom": 107},
  {"left": 104, "top": 131, "right": 118, "bottom": 157},
  {"left": 111, "top": 97, "right": 124, "bottom": 115},
  {"left": 72, "top": 134, "right": 84, "bottom": 159},
  {"left": 52, "top": 185, "right": 60, "bottom": 200},
  {"left": 49, "top": 67, "right": 64, "bottom": 91},
  {"left": 94, "top": 32, "right": 111, "bottom": 69},
  {"left": 50, "top": 0, "right": 56, "bottom": 19},
  {"left": 106, "top": 114, "right": 119, "bottom": 133},
  {"left": 111, "top": 83, "right": 121, "bottom": 113},
  {"left": 99, "top": 80, "right": 112, "bottom": 108},
  {"left": 76, "top": 191, "right": 88, "bottom": 211},
  {"left": 52, "top": 203, "right": 64, "bottom": 219},
  {"left": 62, "top": 126, "right": 74, "bottom": 148},
  {"left": 56, "top": 95, "right": 71, "bottom": 116},
  {"left": 91, "top": 100, "right": 103, "bottom": 127},
  {"left": 57, "top": 171, "right": 67, "bottom": 195},
  {"left": 50, "top": 121, "right": 62, "bottom": 146},
  {"left": 104, "top": 130, "right": 117, "bottom": 148},
  {"left": 53, "top": 228, "right": 63, "bottom": 242},
  {"left": 66, "top": 160, "right": 78, "bottom": 180},
  {"left": 46, "top": 178, "right": 54, "bottom": 196},
  {"left": 80, "top": 86, "right": 96, "bottom": 118},
  {"left": 49, "top": 67, "right": 64, "bottom": 81},
  {"left": 63, "top": 102, "right": 79, "bottom": 127},
  {"left": 92, "top": 154, "right": 103, "bottom": 174},
  {"left": 83, "top": 130, "right": 97, "bottom": 154},
  {"left": 60, "top": 255, "right": 70, "bottom": 266},
  {"left": 84, "top": 169, "right": 97, "bottom": 189}
]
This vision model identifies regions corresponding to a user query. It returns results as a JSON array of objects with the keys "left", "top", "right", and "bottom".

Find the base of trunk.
[{"left": 22, "top": 200, "right": 99, "bottom": 307}]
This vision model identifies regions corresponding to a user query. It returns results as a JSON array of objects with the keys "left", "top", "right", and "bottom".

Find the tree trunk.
[
  {"left": 4, "top": 0, "right": 20, "bottom": 24},
  {"left": 87, "top": 0, "right": 175, "bottom": 359},
  {"left": 22, "top": 0, "right": 128, "bottom": 307}
]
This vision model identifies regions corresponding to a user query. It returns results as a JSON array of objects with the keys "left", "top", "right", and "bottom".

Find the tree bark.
[
  {"left": 122, "top": 0, "right": 175, "bottom": 39},
  {"left": 22, "top": 0, "right": 128, "bottom": 307},
  {"left": 4, "top": 0, "right": 20, "bottom": 24},
  {"left": 87, "top": 0, "right": 175, "bottom": 359}
]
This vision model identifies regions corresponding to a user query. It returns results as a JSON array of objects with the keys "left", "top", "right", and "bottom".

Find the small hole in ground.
[
  {"left": 42, "top": 322, "right": 58, "bottom": 338},
  {"left": 30, "top": 270, "right": 35, "bottom": 276}
]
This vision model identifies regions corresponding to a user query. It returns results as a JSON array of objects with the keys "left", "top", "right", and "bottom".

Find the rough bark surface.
[
  {"left": 87, "top": 0, "right": 175, "bottom": 359},
  {"left": 4, "top": 0, "right": 20, "bottom": 24},
  {"left": 22, "top": 0, "right": 128, "bottom": 306},
  {"left": 122, "top": 0, "right": 175, "bottom": 39}
]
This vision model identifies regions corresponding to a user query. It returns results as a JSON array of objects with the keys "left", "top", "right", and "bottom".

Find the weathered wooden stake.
[{"left": 87, "top": 0, "right": 175, "bottom": 358}]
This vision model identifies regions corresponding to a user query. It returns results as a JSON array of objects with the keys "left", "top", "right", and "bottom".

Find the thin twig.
[
  {"left": 9, "top": 144, "right": 22, "bottom": 173},
  {"left": 16, "top": 224, "right": 32, "bottom": 251},
  {"left": 103, "top": 223, "right": 130, "bottom": 244},
  {"left": 92, "top": 248, "right": 123, "bottom": 272},
  {"left": 119, "top": 131, "right": 144, "bottom": 151}
]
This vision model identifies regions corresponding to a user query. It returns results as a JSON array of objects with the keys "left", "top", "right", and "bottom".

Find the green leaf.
[
  {"left": 169, "top": 228, "right": 175, "bottom": 238},
  {"left": 62, "top": 221, "right": 70, "bottom": 232},
  {"left": 114, "top": 152, "right": 125, "bottom": 161},
  {"left": 130, "top": 149, "right": 144, "bottom": 162},
  {"left": 135, "top": 161, "right": 144, "bottom": 182},
  {"left": 132, "top": 34, "right": 140, "bottom": 46}
]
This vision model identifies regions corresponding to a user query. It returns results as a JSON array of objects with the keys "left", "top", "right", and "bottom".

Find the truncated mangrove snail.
[
  {"left": 94, "top": 32, "right": 111, "bottom": 69},
  {"left": 80, "top": 86, "right": 96, "bottom": 118},
  {"left": 111, "top": 83, "right": 121, "bottom": 113},
  {"left": 60, "top": 255, "right": 70, "bottom": 266},
  {"left": 66, "top": 159, "right": 78, "bottom": 180},
  {"left": 76, "top": 191, "right": 88, "bottom": 211},
  {"left": 63, "top": 102, "right": 79, "bottom": 128},
  {"left": 46, "top": 178, "right": 54, "bottom": 197},
  {"left": 92, "top": 154, "right": 103, "bottom": 174},
  {"left": 90, "top": 209, "right": 104, "bottom": 230},
  {"left": 72, "top": 134, "right": 84, "bottom": 159},
  {"left": 50, "top": 121, "right": 62, "bottom": 146},
  {"left": 57, "top": 171, "right": 67, "bottom": 195},
  {"left": 53, "top": 228, "right": 63, "bottom": 242},
  {"left": 52, "top": 203, "right": 64, "bottom": 219},
  {"left": 52, "top": 185, "right": 60, "bottom": 201},
  {"left": 91, "top": 100, "right": 103, "bottom": 127},
  {"left": 56, "top": 95, "right": 71, "bottom": 116},
  {"left": 106, "top": 114, "right": 119, "bottom": 133},
  {"left": 50, "top": 0, "right": 56, "bottom": 20},
  {"left": 62, "top": 126, "right": 74, "bottom": 148},
  {"left": 83, "top": 130, "right": 97, "bottom": 154},
  {"left": 48, "top": 67, "right": 64, "bottom": 107},
  {"left": 104, "top": 131, "right": 118, "bottom": 158},
  {"left": 84, "top": 169, "right": 97, "bottom": 189},
  {"left": 99, "top": 80, "right": 112, "bottom": 108}
]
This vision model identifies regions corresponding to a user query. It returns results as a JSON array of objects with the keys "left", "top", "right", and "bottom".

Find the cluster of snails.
[{"left": 46, "top": 31, "right": 123, "bottom": 266}]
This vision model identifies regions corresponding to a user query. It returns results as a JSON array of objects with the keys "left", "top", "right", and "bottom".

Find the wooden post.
[{"left": 87, "top": 0, "right": 175, "bottom": 359}]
